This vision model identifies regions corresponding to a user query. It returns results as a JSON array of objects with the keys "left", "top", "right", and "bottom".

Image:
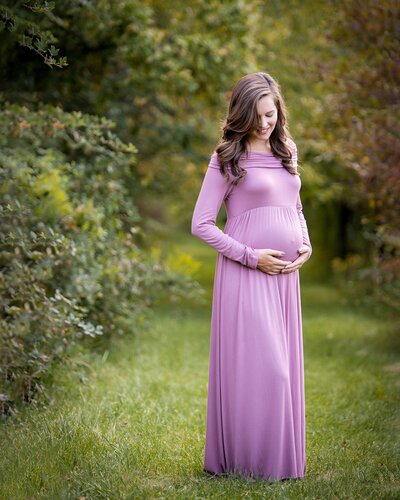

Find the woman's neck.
[{"left": 246, "top": 141, "right": 272, "bottom": 153}]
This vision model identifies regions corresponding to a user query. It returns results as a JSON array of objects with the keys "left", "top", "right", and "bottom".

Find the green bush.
[{"left": 0, "top": 101, "right": 201, "bottom": 413}]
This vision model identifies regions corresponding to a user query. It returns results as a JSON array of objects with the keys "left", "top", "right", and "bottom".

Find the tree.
[
  {"left": 0, "top": 1, "right": 204, "bottom": 412},
  {"left": 317, "top": 0, "right": 400, "bottom": 308}
]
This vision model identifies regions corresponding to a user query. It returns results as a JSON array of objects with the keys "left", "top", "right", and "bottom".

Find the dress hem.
[{"left": 202, "top": 467, "right": 305, "bottom": 483}]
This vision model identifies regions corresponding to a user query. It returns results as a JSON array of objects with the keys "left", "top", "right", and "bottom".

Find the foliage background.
[{"left": 0, "top": 0, "right": 398, "bottom": 413}]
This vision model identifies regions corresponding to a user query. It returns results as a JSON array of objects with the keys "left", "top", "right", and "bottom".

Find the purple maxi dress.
[{"left": 191, "top": 139, "right": 312, "bottom": 481}]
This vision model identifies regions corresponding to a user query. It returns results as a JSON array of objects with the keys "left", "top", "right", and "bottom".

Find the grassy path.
[{"left": 1, "top": 235, "right": 399, "bottom": 499}]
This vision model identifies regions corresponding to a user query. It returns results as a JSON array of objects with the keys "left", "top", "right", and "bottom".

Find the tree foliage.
[
  {"left": 0, "top": 99, "right": 203, "bottom": 413},
  {"left": 1, "top": 0, "right": 262, "bottom": 193},
  {"left": 0, "top": 0, "right": 215, "bottom": 412},
  {"left": 0, "top": 1, "right": 68, "bottom": 68},
  {"left": 317, "top": 0, "right": 400, "bottom": 308}
]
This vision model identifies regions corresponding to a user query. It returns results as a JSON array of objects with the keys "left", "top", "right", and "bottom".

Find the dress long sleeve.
[
  {"left": 296, "top": 194, "right": 312, "bottom": 255},
  {"left": 191, "top": 153, "right": 259, "bottom": 269},
  {"left": 290, "top": 140, "right": 312, "bottom": 255}
]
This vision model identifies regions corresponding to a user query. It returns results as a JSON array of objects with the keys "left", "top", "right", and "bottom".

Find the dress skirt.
[
  {"left": 203, "top": 206, "right": 306, "bottom": 481},
  {"left": 191, "top": 143, "right": 312, "bottom": 482}
]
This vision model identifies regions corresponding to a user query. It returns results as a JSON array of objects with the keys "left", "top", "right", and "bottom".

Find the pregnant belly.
[{"left": 226, "top": 206, "right": 303, "bottom": 262}]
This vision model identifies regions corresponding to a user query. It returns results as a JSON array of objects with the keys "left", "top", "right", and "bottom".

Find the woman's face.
[{"left": 248, "top": 94, "right": 278, "bottom": 144}]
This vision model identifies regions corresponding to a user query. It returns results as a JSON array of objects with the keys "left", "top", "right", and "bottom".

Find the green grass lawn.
[{"left": 1, "top": 235, "right": 399, "bottom": 499}]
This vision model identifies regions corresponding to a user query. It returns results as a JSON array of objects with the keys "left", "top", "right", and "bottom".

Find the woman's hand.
[
  {"left": 256, "top": 249, "right": 292, "bottom": 275},
  {"left": 281, "top": 245, "right": 311, "bottom": 274}
]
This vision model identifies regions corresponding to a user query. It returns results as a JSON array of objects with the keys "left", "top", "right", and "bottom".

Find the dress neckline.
[
  {"left": 244, "top": 150, "right": 274, "bottom": 156},
  {"left": 240, "top": 149, "right": 284, "bottom": 168}
]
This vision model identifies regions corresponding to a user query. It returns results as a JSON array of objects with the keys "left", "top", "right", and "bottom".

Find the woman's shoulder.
[
  {"left": 285, "top": 137, "right": 297, "bottom": 152},
  {"left": 208, "top": 151, "right": 220, "bottom": 169},
  {"left": 208, "top": 150, "right": 233, "bottom": 170},
  {"left": 207, "top": 151, "right": 237, "bottom": 184}
]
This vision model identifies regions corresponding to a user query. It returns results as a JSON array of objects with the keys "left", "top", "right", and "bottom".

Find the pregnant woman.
[{"left": 191, "top": 72, "right": 312, "bottom": 482}]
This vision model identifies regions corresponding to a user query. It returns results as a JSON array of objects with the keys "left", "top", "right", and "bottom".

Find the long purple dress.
[{"left": 191, "top": 139, "right": 312, "bottom": 482}]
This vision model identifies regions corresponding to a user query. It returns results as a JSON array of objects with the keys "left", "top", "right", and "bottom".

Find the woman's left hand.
[{"left": 280, "top": 245, "right": 312, "bottom": 274}]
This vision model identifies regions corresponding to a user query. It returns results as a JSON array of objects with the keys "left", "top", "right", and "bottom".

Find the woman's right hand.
[{"left": 256, "top": 249, "right": 292, "bottom": 275}]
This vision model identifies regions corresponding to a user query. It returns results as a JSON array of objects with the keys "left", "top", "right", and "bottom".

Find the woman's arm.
[
  {"left": 289, "top": 139, "right": 312, "bottom": 255},
  {"left": 296, "top": 193, "right": 312, "bottom": 256},
  {"left": 191, "top": 152, "right": 259, "bottom": 269}
]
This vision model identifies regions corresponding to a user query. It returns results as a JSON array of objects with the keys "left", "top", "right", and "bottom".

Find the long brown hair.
[{"left": 215, "top": 72, "right": 299, "bottom": 185}]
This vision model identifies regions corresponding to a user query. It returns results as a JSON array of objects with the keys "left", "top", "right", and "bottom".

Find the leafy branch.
[{"left": 0, "top": 3, "right": 68, "bottom": 68}]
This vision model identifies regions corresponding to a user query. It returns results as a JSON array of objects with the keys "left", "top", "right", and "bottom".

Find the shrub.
[{"left": 0, "top": 101, "right": 201, "bottom": 413}]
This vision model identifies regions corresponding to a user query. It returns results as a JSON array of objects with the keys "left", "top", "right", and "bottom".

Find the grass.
[{"left": 0, "top": 232, "right": 399, "bottom": 499}]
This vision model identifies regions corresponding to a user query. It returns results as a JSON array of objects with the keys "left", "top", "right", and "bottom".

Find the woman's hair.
[{"left": 215, "top": 72, "right": 299, "bottom": 184}]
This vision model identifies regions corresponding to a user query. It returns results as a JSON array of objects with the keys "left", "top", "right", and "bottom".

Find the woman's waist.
[{"left": 227, "top": 204, "right": 297, "bottom": 221}]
